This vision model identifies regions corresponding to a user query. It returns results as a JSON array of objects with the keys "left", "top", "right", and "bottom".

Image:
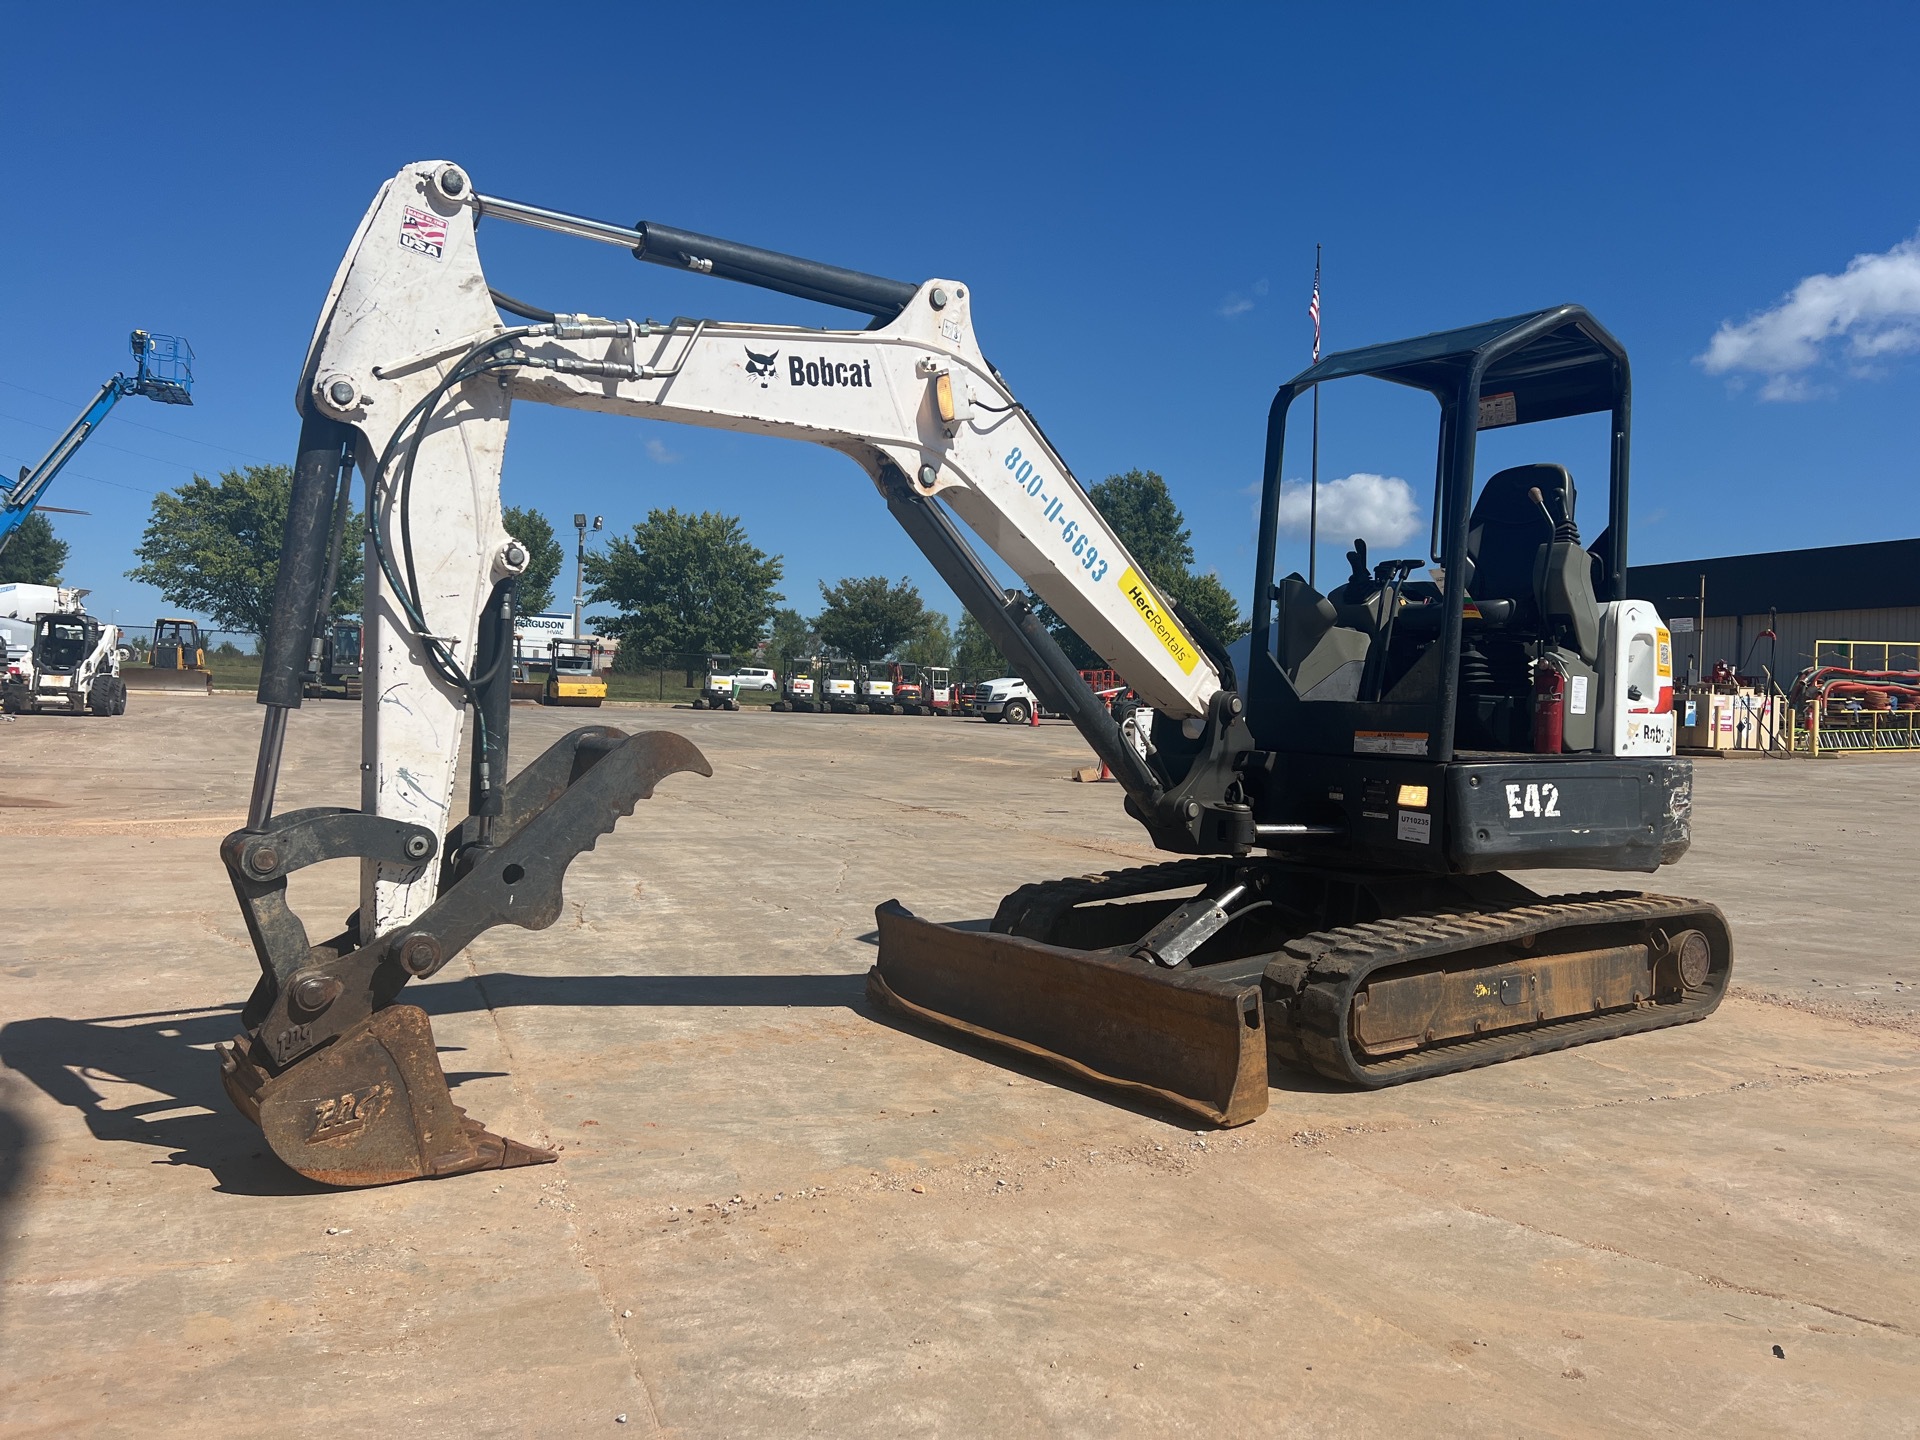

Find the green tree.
[
  {"left": 0, "top": 512, "right": 68, "bottom": 585},
  {"left": 954, "top": 611, "right": 1010, "bottom": 680},
  {"left": 502, "top": 505, "right": 564, "bottom": 615},
  {"left": 898, "top": 611, "right": 954, "bottom": 669},
  {"left": 127, "top": 465, "right": 362, "bottom": 634},
  {"left": 1036, "top": 467, "right": 1246, "bottom": 666},
  {"left": 584, "top": 508, "right": 783, "bottom": 672},
  {"left": 813, "top": 575, "right": 927, "bottom": 660},
  {"left": 765, "top": 607, "right": 814, "bottom": 678},
  {"left": 1086, "top": 468, "right": 1194, "bottom": 580},
  {"left": 1166, "top": 570, "right": 1248, "bottom": 648}
]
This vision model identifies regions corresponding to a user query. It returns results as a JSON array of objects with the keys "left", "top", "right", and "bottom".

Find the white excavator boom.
[
  {"left": 215, "top": 161, "right": 1255, "bottom": 1185},
  {"left": 294, "top": 161, "right": 1224, "bottom": 933}
]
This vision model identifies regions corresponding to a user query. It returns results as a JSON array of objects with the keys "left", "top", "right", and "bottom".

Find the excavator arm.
[
  {"left": 275, "top": 161, "right": 1252, "bottom": 935},
  {"left": 221, "top": 161, "right": 1256, "bottom": 1185}
]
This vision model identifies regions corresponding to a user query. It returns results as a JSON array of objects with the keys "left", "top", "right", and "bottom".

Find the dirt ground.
[{"left": 2, "top": 695, "right": 1916, "bottom": 1436}]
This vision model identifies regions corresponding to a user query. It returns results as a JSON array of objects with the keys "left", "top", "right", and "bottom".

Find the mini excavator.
[{"left": 219, "top": 161, "right": 1730, "bottom": 1185}]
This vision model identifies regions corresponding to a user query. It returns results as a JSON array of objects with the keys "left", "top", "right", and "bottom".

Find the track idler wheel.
[{"left": 219, "top": 1007, "right": 553, "bottom": 1186}]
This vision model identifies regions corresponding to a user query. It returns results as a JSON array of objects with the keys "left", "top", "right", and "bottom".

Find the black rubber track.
[{"left": 991, "top": 860, "right": 1733, "bottom": 1092}]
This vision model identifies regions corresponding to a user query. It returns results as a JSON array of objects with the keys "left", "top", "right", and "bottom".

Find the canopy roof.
[{"left": 1285, "top": 304, "right": 1628, "bottom": 426}]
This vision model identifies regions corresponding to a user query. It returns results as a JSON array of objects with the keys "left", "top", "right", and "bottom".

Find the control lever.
[
  {"left": 1345, "top": 537, "right": 1369, "bottom": 590},
  {"left": 1364, "top": 558, "right": 1423, "bottom": 702}
]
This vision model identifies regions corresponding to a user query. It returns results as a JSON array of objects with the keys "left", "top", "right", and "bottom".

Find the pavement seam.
[
  {"left": 1449, "top": 1197, "right": 1911, "bottom": 1336},
  {"left": 464, "top": 959, "right": 667, "bottom": 1434},
  {"left": 1323, "top": 1152, "right": 1912, "bottom": 1337}
]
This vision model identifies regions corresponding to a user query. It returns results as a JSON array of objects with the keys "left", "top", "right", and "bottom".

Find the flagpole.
[{"left": 1308, "top": 243, "right": 1321, "bottom": 588}]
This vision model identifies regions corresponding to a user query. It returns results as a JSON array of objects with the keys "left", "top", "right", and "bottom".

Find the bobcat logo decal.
[{"left": 744, "top": 348, "right": 779, "bottom": 386}]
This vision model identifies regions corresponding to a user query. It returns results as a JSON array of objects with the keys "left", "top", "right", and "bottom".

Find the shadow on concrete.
[
  {"left": 0, "top": 971, "right": 866, "bottom": 1193},
  {"left": 420, "top": 971, "right": 865, "bottom": 1015},
  {"left": 0, "top": 1006, "right": 332, "bottom": 1198},
  {"left": 1, "top": 961, "right": 1340, "bottom": 1193},
  {"left": 0, "top": 1094, "right": 36, "bottom": 1291}
]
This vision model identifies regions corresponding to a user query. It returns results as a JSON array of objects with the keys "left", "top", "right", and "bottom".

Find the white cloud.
[
  {"left": 1699, "top": 229, "right": 1920, "bottom": 398},
  {"left": 1217, "top": 277, "right": 1270, "bottom": 319},
  {"left": 644, "top": 436, "right": 680, "bottom": 463},
  {"left": 1274, "top": 472, "right": 1421, "bottom": 546}
]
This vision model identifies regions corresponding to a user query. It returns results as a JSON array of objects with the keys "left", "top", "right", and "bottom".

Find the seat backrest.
[
  {"left": 1272, "top": 573, "right": 1336, "bottom": 673},
  {"left": 1465, "top": 463, "right": 1573, "bottom": 621}
]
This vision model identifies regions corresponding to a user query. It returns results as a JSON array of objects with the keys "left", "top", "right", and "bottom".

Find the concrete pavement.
[{"left": 2, "top": 695, "right": 1916, "bottom": 1435}]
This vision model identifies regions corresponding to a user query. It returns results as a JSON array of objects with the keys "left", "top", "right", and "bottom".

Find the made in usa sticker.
[{"left": 399, "top": 205, "right": 448, "bottom": 260}]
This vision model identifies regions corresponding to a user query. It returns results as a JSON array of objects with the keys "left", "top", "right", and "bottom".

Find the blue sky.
[{"left": 4, "top": 3, "right": 1917, "bottom": 634}]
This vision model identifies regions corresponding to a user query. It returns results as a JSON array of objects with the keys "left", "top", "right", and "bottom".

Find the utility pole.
[
  {"left": 572, "top": 512, "right": 603, "bottom": 640},
  {"left": 1696, "top": 573, "right": 1707, "bottom": 685}
]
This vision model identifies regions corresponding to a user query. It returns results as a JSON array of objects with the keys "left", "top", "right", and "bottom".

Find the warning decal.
[
  {"left": 1477, "top": 391, "right": 1518, "bottom": 429},
  {"left": 1116, "top": 566, "right": 1199, "bottom": 675},
  {"left": 1355, "top": 730, "right": 1429, "bottom": 756}
]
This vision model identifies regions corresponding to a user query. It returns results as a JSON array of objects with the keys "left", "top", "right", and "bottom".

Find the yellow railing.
[{"left": 1798, "top": 640, "right": 1920, "bottom": 756}]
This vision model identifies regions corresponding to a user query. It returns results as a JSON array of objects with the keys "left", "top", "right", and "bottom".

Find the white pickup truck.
[{"left": 974, "top": 676, "right": 1041, "bottom": 725}]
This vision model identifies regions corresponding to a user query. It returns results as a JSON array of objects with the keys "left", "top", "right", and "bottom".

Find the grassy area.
[{"left": 209, "top": 654, "right": 263, "bottom": 692}]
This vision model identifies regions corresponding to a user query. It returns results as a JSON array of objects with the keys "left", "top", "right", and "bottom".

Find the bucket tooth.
[{"left": 219, "top": 1005, "right": 554, "bottom": 1188}]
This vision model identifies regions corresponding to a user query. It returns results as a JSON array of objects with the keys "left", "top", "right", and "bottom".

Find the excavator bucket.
[
  {"left": 219, "top": 726, "right": 712, "bottom": 1188},
  {"left": 219, "top": 1006, "right": 554, "bottom": 1187},
  {"left": 870, "top": 901, "right": 1271, "bottom": 1126}
]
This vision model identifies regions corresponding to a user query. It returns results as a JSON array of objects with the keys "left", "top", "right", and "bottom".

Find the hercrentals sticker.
[{"left": 1116, "top": 566, "right": 1199, "bottom": 675}]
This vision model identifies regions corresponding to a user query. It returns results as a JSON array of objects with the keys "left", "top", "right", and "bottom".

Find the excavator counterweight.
[{"left": 218, "top": 161, "right": 1731, "bottom": 1187}]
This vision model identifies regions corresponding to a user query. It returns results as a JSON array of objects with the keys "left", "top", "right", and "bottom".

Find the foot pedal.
[{"left": 220, "top": 1006, "right": 555, "bottom": 1187}]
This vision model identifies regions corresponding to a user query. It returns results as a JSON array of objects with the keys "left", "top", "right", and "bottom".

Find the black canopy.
[{"left": 1285, "top": 304, "right": 1628, "bottom": 427}]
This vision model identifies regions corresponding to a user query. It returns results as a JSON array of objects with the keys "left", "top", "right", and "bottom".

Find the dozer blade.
[
  {"left": 219, "top": 1005, "right": 554, "bottom": 1187},
  {"left": 870, "top": 901, "right": 1270, "bottom": 1126},
  {"left": 123, "top": 668, "right": 214, "bottom": 694}
]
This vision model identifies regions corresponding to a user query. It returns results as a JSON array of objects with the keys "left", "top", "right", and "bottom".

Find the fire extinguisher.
[{"left": 1532, "top": 655, "right": 1567, "bottom": 754}]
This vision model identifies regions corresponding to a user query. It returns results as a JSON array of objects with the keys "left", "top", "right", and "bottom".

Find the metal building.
[{"left": 1627, "top": 537, "right": 1920, "bottom": 685}]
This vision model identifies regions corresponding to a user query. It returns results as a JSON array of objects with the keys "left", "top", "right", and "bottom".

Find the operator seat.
[
  {"left": 1464, "top": 463, "right": 1601, "bottom": 662},
  {"left": 1271, "top": 571, "right": 1369, "bottom": 699}
]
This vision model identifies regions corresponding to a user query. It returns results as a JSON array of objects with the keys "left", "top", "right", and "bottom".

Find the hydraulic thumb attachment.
[{"left": 217, "top": 726, "right": 711, "bottom": 1187}]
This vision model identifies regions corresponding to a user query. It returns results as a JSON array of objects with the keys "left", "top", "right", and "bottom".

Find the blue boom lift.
[{"left": 0, "top": 330, "right": 194, "bottom": 557}]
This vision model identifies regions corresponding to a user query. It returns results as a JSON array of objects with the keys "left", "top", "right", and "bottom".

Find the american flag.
[{"left": 1308, "top": 252, "right": 1322, "bottom": 362}]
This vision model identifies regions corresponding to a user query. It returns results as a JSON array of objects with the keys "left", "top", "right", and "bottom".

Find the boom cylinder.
[
  {"left": 469, "top": 579, "right": 515, "bottom": 822},
  {"left": 259, "top": 412, "right": 355, "bottom": 709},
  {"left": 245, "top": 412, "right": 354, "bottom": 832}
]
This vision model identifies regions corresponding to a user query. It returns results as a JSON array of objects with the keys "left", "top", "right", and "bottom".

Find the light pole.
[{"left": 572, "top": 512, "right": 602, "bottom": 639}]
